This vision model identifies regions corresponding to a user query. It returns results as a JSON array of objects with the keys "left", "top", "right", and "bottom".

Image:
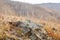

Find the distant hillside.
[
  {"left": 37, "top": 3, "right": 60, "bottom": 11},
  {"left": 2, "top": 0, "right": 60, "bottom": 20},
  {"left": 0, "top": 0, "right": 15, "bottom": 15}
]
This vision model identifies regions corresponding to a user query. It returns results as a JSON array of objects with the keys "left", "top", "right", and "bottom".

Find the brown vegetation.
[{"left": 0, "top": 14, "right": 60, "bottom": 40}]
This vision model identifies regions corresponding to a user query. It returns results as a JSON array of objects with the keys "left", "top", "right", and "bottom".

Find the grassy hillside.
[{"left": 0, "top": 0, "right": 60, "bottom": 40}]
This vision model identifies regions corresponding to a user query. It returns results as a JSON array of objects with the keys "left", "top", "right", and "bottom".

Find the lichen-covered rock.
[{"left": 7, "top": 20, "right": 55, "bottom": 40}]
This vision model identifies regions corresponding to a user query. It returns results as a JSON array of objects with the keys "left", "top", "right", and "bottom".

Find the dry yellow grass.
[{"left": 0, "top": 14, "right": 60, "bottom": 40}]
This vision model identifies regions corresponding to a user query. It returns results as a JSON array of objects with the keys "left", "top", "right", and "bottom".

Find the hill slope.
[
  {"left": 37, "top": 3, "right": 60, "bottom": 11},
  {"left": 0, "top": 0, "right": 15, "bottom": 15},
  {"left": 3, "top": 0, "right": 60, "bottom": 20}
]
